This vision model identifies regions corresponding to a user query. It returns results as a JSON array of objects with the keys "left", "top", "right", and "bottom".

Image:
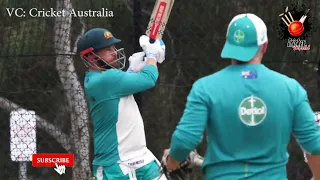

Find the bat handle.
[{"left": 149, "top": 38, "right": 156, "bottom": 43}]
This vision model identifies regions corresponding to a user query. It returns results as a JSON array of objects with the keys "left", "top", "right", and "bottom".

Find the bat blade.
[{"left": 146, "top": 0, "right": 175, "bottom": 42}]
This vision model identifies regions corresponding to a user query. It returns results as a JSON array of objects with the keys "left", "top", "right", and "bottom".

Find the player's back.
[{"left": 201, "top": 64, "right": 297, "bottom": 180}]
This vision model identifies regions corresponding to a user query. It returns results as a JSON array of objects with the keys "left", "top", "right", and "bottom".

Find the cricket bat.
[{"left": 145, "top": 0, "right": 175, "bottom": 43}]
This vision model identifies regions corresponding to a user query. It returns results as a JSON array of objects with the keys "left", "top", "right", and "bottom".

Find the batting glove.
[
  {"left": 127, "top": 52, "right": 147, "bottom": 72},
  {"left": 139, "top": 35, "right": 166, "bottom": 63}
]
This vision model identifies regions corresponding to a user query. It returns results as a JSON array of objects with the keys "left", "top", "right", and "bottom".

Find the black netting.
[{"left": 0, "top": 0, "right": 319, "bottom": 179}]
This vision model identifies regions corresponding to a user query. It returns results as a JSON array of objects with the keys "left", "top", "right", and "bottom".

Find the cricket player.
[
  {"left": 77, "top": 28, "right": 167, "bottom": 180},
  {"left": 303, "top": 112, "right": 320, "bottom": 180},
  {"left": 162, "top": 13, "right": 320, "bottom": 180}
]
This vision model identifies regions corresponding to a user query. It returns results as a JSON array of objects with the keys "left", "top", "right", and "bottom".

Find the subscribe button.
[{"left": 32, "top": 154, "right": 74, "bottom": 167}]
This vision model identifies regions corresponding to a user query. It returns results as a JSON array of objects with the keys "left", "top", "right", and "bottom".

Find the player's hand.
[
  {"left": 162, "top": 149, "right": 180, "bottom": 171},
  {"left": 127, "top": 52, "right": 146, "bottom": 72},
  {"left": 161, "top": 149, "right": 193, "bottom": 180},
  {"left": 139, "top": 35, "right": 166, "bottom": 63},
  {"left": 162, "top": 149, "right": 204, "bottom": 169}
]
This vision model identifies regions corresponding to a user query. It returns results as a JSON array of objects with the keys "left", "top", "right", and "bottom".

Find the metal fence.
[{"left": 0, "top": 0, "right": 319, "bottom": 179}]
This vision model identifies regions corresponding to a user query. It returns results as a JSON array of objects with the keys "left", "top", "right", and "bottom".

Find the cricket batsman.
[
  {"left": 161, "top": 13, "right": 320, "bottom": 180},
  {"left": 77, "top": 28, "right": 167, "bottom": 180}
]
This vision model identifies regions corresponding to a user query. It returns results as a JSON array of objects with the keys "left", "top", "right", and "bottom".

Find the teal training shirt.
[
  {"left": 169, "top": 64, "right": 320, "bottom": 180},
  {"left": 84, "top": 64, "right": 158, "bottom": 166}
]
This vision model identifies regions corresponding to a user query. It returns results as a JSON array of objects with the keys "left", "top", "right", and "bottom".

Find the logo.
[
  {"left": 242, "top": 71, "right": 257, "bottom": 79},
  {"left": 104, "top": 31, "right": 113, "bottom": 39},
  {"left": 54, "top": 163, "right": 66, "bottom": 175},
  {"left": 233, "top": 29, "right": 245, "bottom": 44},
  {"left": 32, "top": 153, "right": 74, "bottom": 167},
  {"left": 277, "top": 4, "right": 312, "bottom": 51},
  {"left": 239, "top": 96, "right": 267, "bottom": 126}
]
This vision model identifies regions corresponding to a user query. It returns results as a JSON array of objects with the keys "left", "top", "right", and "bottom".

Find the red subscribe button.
[{"left": 32, "top": 154, "right": 74, "bottom": 167}]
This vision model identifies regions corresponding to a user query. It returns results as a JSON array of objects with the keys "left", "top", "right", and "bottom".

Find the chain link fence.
[{"left": 0, "top": 0, "right": 319, "bottom": 179}]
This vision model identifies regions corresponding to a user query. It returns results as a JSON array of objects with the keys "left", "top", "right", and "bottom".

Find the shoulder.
[
  {"left": 100, "top": 69, "right": 127, "bottom": 83},
  {"left": 85, "top": 69, "right": 124, "bottom": 79},
  {"left": 189, "top": 73, "right": 217, "bottom": 98},
  {"left": 102, "top": 69, "right": 125, "bottom": 77},
  {"left": 274, "top": 71, "right": 305, "bottom": 94},
  {"left": 265, "top": 66, "right": 292, "bottom": 79},
  {"left": 262, "top": 66, "right": 304, "bottom": 89},
  {"left": 266, "top": 67, "right": 307, "bottom": 104},
  {"left": 266, "top": 66, "right": 307, "bottom": 95},
  {"left": 85, "top": 69, "right": 126, "bottom": 87}
]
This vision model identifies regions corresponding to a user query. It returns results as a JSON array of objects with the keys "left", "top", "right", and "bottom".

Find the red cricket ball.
[{"left": 288, "top": 20, "right": 304, "bottom": 37}]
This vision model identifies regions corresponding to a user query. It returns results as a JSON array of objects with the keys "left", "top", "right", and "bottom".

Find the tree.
[{"left": 53, "top": 0, "right": 91, "bottom": 179}]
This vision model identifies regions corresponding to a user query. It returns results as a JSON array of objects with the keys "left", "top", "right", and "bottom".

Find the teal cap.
[{"left": 221, "top": 13, "right": 268, "bottom": 62}]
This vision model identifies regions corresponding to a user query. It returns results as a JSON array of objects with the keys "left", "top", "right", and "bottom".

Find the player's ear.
[{"left": 260, "top": 42, "right": 268, "bottom": 54}]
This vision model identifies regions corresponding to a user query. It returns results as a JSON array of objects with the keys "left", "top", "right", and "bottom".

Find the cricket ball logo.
[
  {"left": 279, "top": 7, "right": 309, "bottom": 37},
  {"left": 277, "top": 5, "right": 311, "bottom": 51}
]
